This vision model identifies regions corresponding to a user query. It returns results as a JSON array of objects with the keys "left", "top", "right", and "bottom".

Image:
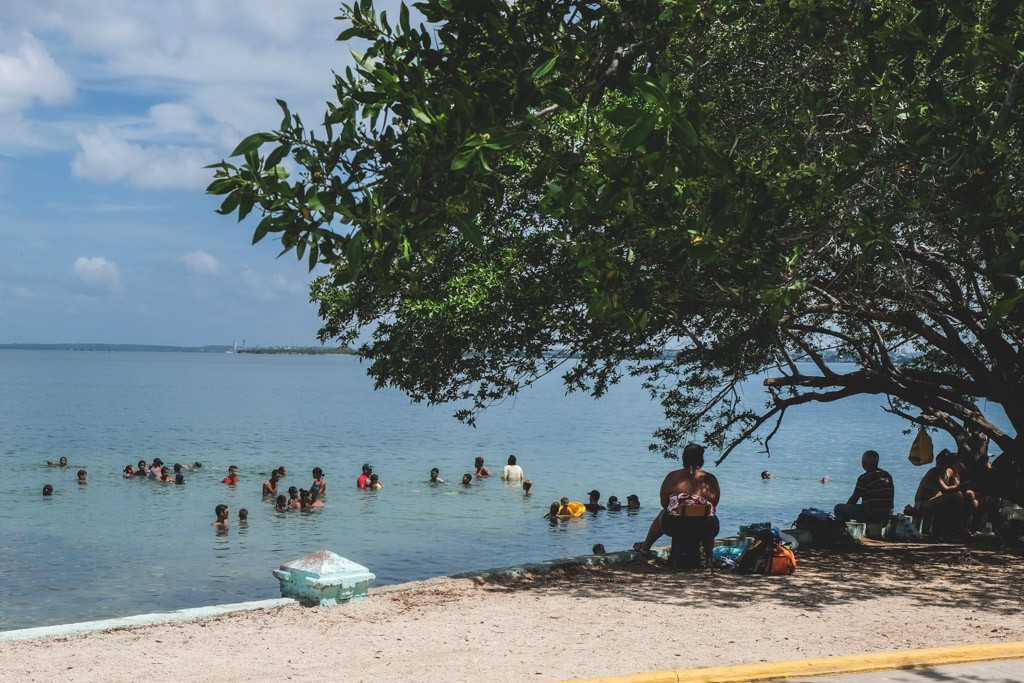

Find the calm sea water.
[{"left": 0, "top": 350, "right": 1004, "bottom": 630}]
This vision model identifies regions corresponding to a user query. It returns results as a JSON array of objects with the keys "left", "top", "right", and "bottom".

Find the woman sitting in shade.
[{"left": 634, "top": 444, "right": 720, "bottom": 567}]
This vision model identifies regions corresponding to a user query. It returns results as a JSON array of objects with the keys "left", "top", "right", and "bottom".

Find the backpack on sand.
[{"left": 738, "top": 529, "right": 797, "bottom": 575}]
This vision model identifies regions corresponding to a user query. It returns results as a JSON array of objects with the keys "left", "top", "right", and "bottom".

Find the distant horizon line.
[{"left": 0, "top": 342, "right": 333, "bottom": 352}]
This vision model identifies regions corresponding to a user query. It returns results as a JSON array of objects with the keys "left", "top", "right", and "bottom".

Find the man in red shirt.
[{"left": 222, "top": 465, "right": 239, "bottom": 485}]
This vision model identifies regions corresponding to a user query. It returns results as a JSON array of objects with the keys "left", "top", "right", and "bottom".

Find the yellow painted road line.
[{"left": 553, "top": 641, "right": 1024, "bottom": 683}]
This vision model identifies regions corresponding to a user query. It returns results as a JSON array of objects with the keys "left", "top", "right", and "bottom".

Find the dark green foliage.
[{"left": 210, "top": 0, "right": 1024, "bottom": 464}]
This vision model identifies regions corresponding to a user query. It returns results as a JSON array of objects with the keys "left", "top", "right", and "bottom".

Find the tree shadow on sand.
[{"left": 474, "top": 540, "right": 1024, "bottom": 616}]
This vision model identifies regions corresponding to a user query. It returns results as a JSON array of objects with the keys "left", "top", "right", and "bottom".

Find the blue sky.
[{"left": 0, "top": 1, "right": 400, "bottom": 346}]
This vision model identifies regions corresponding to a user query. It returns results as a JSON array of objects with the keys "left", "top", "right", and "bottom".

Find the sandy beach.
[{"left": 3, "top": 541, "right": 1022, "bottom": 682}]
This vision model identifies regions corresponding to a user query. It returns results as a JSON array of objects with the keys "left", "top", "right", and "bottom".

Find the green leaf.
[
  {"left": 605, "top": 106, "right": 646, "bottom": 126},
  {"left": 547, "top": 87, "right": 579, "bottom": 110},
  {"left": 981, "top": 34, "right": 1020, "bottom": 62},
  {"left": 452, "top": 214, "right": 483, "bottom": 248},
  {"left": 621, "top": 114, "right": 659, "bottom": 148},
  {"left": 399, "top": 3, "right": 410, "bottom": 33},
  {"left": 987, "top": 293, "right": 1024, "bottom": 326},
  {"left": 531, "top": 56, "right": 557, "bottom": 81},
  {"left": 230, "top": 132, "right": 277, "bottom": 157},
  {"left": 676, "top": 118, "right": 697, "bottom": 146},
  {"left": 450, "top": 148, "right": 477, "bottom": 170},
  {"left": 410, "top": 107, "right": 432, "bottom": 124}
]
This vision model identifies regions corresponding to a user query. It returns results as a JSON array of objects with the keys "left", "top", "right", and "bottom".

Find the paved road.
[{"left": 786, "top": 657, "right": 1024, "bottom": 682}]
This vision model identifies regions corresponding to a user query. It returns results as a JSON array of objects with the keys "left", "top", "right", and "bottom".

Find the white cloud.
[
  {"left": 0, "top": 30, "right": 76, "bottom": 113},
  {"left": 71, "top": 127, "right": 214, "bottom": 190},
  {"left": 72, "top": 256, "right": 121, "bottom": 291},
  {"left": 182, "top": 249, "right": 222, "bottom": 275},
  {"left": 240, "top": 268, "right": 307, "bottom": 301}
]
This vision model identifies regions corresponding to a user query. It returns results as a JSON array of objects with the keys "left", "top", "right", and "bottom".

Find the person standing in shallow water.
[
  {"left": 263, "top": 470, "right": 281, "bottom": 498},
  {"left": 212, "top": 504, "right": 230, "bottom": 527},
  {"left": 310, "top": 467, "right": 327, "bottom": 497},
  {"left": 501, "top": 455, "right": 523, "bottom": 481},
  {"left": 474, "top": 457, "right": 490, "bottom": 478}
]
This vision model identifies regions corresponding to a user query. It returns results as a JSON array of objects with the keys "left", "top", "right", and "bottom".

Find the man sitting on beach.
[{"left": 834, "top": 449, "right": 894, "bottom": 523}]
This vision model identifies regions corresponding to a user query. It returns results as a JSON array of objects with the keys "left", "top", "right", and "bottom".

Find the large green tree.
[{"left": 209, "top": 0, "right": 1024, "bottom": 495}]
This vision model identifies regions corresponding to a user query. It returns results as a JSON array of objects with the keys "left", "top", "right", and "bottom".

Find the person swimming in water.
[
  {"left": 212, "top": 504, "right": 230, "bottom": 527},
  {"left": 275, "top": 495, "right": 288, "bottom": 512},
  {"left": 263, "top": 470, "right": 281, "bottom": 498},
  {"left": 238, "top": 508, "right": 248, "bottom": 524},
  {"left": 47, "top": 456, "right": 69, "bottom": 467},
  {"left": 474, "top": 457, "right": 491, "bottom": 478},
  {"left": 462, "top": 473, "right": 473, "bottom": 486},
  {"left": 175, "top": 473, "right": 185, "bottom": 485},
  {"left": 369, "top": 473, "right": 383, "bottom": 490},
  {"left": 77, "top": 470, "right": 88, "bottom": 485},
  {"left": 429, "top": 467, "right": 442, "bottom": 483},
  {"left": 43, "top": 484, "right": 53, "bottom": 496},
  {"left": 123, "top": 465, "right": 135, "bottom": 478},
  {"left": 310, "top": 467, "right": 327, "bottom": 497}
]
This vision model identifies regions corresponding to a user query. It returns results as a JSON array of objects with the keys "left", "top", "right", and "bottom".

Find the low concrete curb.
[
  {"left": 551, "top": 641, "right": 1024, "bottom": 683},
  {"left": 0, "top": 598, "right": 296, "bottom": 643},
  {"left": 453, "top": 547, "right": 668, "bottom": 582}
]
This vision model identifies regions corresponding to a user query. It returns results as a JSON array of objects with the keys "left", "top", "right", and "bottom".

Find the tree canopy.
[{"left": 208, "top": 0, "right": 1024, "bottom": 491}]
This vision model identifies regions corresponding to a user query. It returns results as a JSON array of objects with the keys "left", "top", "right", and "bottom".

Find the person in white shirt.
[{"left": 502, "top": 454, "right": 524, "bottom": 481}]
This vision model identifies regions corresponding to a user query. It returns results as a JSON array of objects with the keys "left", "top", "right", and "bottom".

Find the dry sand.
[{"left": 3, "top": 541, "right": 1023, "bottom": 682}]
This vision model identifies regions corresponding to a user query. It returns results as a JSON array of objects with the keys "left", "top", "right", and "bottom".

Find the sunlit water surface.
[{"left": 0, "top": 350, "right": 1004, "bottom": 629}]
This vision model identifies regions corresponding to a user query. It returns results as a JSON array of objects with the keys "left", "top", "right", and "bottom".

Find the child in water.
[
  {"left": 523, "top": 480, "right": 532, "bottom": 496},
  {"left": 461, "top": 473, "right": 472, "bottom": 486},
  {"left": 369, "top": 473, "right": 384, "bottom": 490},
  {"left": 238, "top": 508, "right": 248, "bottom": 524},
  {"left": 77, "top": 470, "right": 88, "bottom": 485},
  {"left": 275, "top": 495, "right": 288, "bottom": 512}
]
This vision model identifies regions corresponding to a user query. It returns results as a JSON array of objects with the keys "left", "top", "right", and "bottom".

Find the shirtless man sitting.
[{"left": 634, "top": 444, "right": 721, "bottom": 556}]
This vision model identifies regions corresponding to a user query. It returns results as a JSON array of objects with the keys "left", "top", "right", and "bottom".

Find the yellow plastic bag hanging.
[{"left": 908, "top": 427, "right": 934, "bottom": 466}]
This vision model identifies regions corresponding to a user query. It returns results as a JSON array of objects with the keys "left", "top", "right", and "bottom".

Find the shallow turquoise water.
[{"left": 0, "top": 350, "right": 997, "bottom": 630}]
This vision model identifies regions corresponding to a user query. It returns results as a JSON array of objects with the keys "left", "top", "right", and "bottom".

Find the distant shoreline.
[{"left": 0, "top": 343, "right": 356, "bottom": 355}]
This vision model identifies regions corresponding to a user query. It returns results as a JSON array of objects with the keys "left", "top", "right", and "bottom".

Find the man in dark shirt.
[{"left": 835, "top": 450, "right": 894, "bottom": 523}]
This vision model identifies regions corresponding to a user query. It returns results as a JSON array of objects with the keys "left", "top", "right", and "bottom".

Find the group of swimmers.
[
  {"left": 544, "top": 491, "right": 642, "bottom": 519},
  {"left": 122, "top": 458, "right": 200, "bottom": 484},
  {"left": 44, "top": 456, "right": 89, "bottom": 493}
]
